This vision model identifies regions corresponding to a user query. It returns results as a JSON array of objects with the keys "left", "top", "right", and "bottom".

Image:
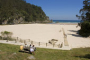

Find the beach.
[{"left": 0, "top": 23, "right": 90, "bottom": 49}]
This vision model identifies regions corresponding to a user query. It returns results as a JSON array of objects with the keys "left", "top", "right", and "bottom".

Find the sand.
[{"left": 0, "top": 23, "right": 90, "bottom": 49}]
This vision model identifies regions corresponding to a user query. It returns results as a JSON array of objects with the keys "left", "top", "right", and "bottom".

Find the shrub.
[
  {"left": 79, "top": 21, "right": 90, "bottom": 37},
  {"left": 1, "top": 31, "right": 13, "bottom": 40}
]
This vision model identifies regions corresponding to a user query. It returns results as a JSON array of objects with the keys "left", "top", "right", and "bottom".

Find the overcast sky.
[{"left": 26, "top": 0, "right": 83, "bottom": 20}]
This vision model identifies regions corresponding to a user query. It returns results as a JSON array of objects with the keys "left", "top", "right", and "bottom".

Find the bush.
[
  {"left": 79, "top": 21, "right": 90, "bottom": 37},
  {"left": 0, "top": 31, "right": 14, "bottom": 40},
  {"left": 0, "top": 36, "right": 2, "bottom": 40}
]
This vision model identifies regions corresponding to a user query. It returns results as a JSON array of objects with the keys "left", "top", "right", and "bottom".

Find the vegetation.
[
  {"left": 0, "top": 43, "right": 90, "bottom": 60},
  {"left": 79, "top": 21, "right": 90, "bottom": 37},
  {"left": 0, "top": 0, "right": 50, "bottom": 25},
  {"left": 0, "top": 31, "right": 13, "bottom": 40},
  {"left": 76, "top": 0, "right": 90, "bottom": 37}
]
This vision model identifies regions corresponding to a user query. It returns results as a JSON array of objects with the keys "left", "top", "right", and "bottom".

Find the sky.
[{"left": 26, "top": 0, "right": 83, "bottom": 20}]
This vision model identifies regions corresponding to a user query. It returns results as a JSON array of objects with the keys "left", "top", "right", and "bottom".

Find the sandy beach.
[{"left": 0, "top": 23, "right": 90, "bottom": 49}]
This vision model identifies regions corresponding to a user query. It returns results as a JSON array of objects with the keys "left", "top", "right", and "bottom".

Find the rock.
[
  {"left": 27, "top": 55, "right": 36, "bottom": 60},
  {"left": 13, "top": 52, "right": 17, "bottom": 55}
]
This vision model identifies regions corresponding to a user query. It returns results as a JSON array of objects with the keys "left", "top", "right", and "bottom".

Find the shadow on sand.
[
  {"left": 68, "top": 30, "right": 78, "bottom": 33},
  {"left": 75, "top": 54, "right": 90, "bottom": 59},
  {"left": 67, "top": 30, "right": 82, "bottom": 37},
  {"left": 68, "top": 34, "right": 82, "bottom": 37}
]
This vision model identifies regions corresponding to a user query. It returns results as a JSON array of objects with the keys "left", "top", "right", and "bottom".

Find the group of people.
[
  {"left": 29, "top": 44, "right": 36, "bottom": 55},
  {"left": 20, "top": 44, "right": 36, "bottom": 55}
]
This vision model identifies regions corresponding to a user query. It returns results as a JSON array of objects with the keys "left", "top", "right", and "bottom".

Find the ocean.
[{"left": 52, "top": 20, "right": 81, "bottom": 23}]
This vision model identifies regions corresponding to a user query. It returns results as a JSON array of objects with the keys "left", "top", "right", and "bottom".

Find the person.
[
  {"left": 24, "top": 44, "right": 28, "bottom": 51},
  {"left": 20, "top": 45, "right": 23, "bottom": 51},
  {"left": 30, "top": 44, "right": 32, "bottom": 48},
  {"left": 30, "top": 45, "right": 36, "bottom": 55},
  {"left": 32, "top": 45, "right": 36, "bottom": 51},
  {"left": 24, "top": 44, "right": 28, "bottom": 48}
]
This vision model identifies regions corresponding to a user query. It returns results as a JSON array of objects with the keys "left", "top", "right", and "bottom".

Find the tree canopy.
[
  {"left": 0, "top": 0, "right": 50, "bottom": 24},
  {"left": 77, "top": 0, "right": 90, "bottom": 37}
]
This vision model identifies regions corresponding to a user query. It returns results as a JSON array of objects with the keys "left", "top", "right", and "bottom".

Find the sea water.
[{"left": 52, "top": 20, "right": 81, "bottom": 23}]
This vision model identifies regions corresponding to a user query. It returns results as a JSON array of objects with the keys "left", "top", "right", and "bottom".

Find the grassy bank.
[{"left": 0, "top": 43, "right": 90, "bottom": 60}]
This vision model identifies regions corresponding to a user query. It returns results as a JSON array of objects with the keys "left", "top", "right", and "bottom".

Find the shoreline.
[
  {"left": 48, "top": 23, "right": 78, "bottom": 25},
  {"left": 0, "top": 22, "right": 78, "bottom": 26}
]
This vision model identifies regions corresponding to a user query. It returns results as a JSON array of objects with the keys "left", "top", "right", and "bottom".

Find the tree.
[
  {"left": 76, "top": 0, "right": 90, "bottom": 22},
  {"left": 0, "top": 0, "right": 49, "bottom": 24},
  {"left": 76, "top": 0, "right": 90, "bottom": 37}
]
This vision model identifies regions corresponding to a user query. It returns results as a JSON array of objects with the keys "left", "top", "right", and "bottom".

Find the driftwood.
[{"left": 48, "top": 39, "right": 58, "bottom": 45}]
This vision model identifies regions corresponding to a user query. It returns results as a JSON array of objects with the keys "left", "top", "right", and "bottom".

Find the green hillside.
[{"left": 0, "top": 0, "right": 50, "bottom": 24}]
